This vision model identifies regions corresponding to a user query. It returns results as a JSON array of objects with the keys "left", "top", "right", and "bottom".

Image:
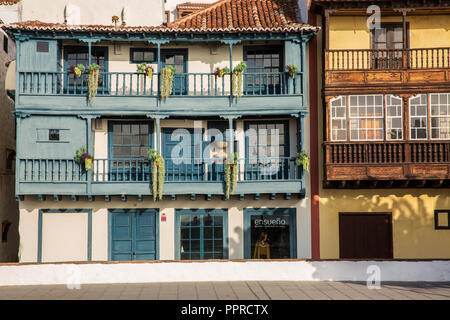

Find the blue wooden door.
[
  {"left": 110, "top": 209, "right": 158, "bottom": 261},
  {"left": 161, "top": 49, "right": 188, "bottom": 95},
  {"left": 162, "top": 128, "right": 204, "bottom": 181}
]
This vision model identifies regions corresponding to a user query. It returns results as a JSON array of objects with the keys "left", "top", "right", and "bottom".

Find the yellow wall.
[
  {"left": 329, "top": 15, "right": 450, "bottom": 49},
  {"left": 320, "top": 14, "right": 450, "bottom": 259},
  {"left": 319, "top": 190, "right": 450, "bottom": 259}
]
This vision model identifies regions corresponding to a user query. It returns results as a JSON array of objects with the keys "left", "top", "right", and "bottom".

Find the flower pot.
[
  {"left": 84, "top": 158, "right": 93, "bottom": 170},
  {"left": 289, "top": 71, "right": 294, "bottom": 77}
]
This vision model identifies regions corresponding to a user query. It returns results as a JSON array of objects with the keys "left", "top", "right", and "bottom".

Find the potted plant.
[
  {"left": 87, "top": 63, "right": 100, "bottom": 103},
  {"left": 214, "top": 66, "right": 230, "bottom": 78},
  {"left": 232, "top": 62, "right": 246, "bottom": 98},
  {"left": 72, "top": 64, "right": 85, "bottom": 77},
  {"left": 225, "top": 152, "right": 239, "bottom": 199},
  {"left": 286, "top": 64, "right": 299, "bottom": 77},
  {"left": 74, "top": 147, "right": 94, "bottom": 171},
  {"left": 137, "top": 62, "right": 154, "bottom": 78},
  {"left": 295, "top": 150, "right": 309, "bottom": 172},
  {"left": 148, "top": 149, "right": 165, "bottom": 201},
  {"left": 160, "top": 65, "right": 176, "bottom": 100}
]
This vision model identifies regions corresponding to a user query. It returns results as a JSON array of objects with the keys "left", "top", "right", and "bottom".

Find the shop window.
[
  {"left": 244, "top": 208, "right": 297, "bottom": 259},
  {"left": 434, "top": 210, "right": 450, "bottom": 230},
  {"left": 330, "top": 96, "right": 347, "bottom": 141},
  {"left": 430, "top": 93, "right": 450, "bottom": 139},
  {"left": 176, "top": 209, "right": 228, "bottom": 260},
  {"left": 385, "top": 95, "right": 403, "bottom": 140},
  {"left": 130, "top": 48, "right": 156, "bottom": 63},
  {"left": 349, "top": 95, "right": 384, "bottom": 141}
]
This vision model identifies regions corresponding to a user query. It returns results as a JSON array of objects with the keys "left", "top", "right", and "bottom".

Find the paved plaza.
[{"left": 0, "top": 281, "right": 449, "bottom": 300}]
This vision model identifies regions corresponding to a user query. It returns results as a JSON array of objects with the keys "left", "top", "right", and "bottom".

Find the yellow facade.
[
  {"left": 329, "top": 15, "right": 450, "bottom": 49},
  {"left": 318, "top": 13, "right": 450, "bottom": 259}
]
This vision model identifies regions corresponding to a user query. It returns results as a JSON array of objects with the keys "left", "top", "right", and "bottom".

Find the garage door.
[{"left": 339, "top": 213, "right": 393, "bottom": 259}]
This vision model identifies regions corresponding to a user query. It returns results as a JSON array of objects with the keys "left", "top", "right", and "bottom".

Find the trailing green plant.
[
  {"left": 225, "top": 152, "right": 239, "bottom": 199},
  {"left": 72, "top": 64, "right": 85, "bottom": 77},
  {"left": 286, "top": 64, "right": 299, "bottom": 77},
  {"left": 149, "top": 149, "right": 165, "bottom": 201},
  {"left": 137, "top": 62, "right": 154, "bottom": 78},
  {"left": 87, "top": 63, "right": 100, "bottom": 103},
  {"left": 232, "top": 62, "right": 246, "bottom": 98},
  {"left": 160, "top": 65, "right": 176, "bottom": 100},
  {"left": 295, "top": 150, "right": 309, "bottom": 172}
]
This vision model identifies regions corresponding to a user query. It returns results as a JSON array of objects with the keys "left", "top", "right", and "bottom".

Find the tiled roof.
[
  {"left": 3, "top": 0, "right": 318, "bottom": 34},
  {"left": 169, "top": 0, "right": 315, "bottom": 32},
  {"left": 0, "top": 0, "right": 20, "bottom": 4}
]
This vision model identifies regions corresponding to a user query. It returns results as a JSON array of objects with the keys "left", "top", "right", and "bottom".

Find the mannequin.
[{"left": 253, "top": 231, "right": 270, "bottom": 259}]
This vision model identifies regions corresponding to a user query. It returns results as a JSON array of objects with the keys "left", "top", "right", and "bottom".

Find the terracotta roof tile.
[
  {"left": 0, "top": 0, "right": 20, "bottom": 4},
  {"left": 3, "top": 0, "right": 319, "bottom": 34}
]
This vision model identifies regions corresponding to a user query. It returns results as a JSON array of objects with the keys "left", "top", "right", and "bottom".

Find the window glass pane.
[
  {"left": 250, "top": 215, "right": 291, "bottom": 259},
  {"left": 430, "top": 93, "right": 450, "bottom": 139},
  {"left": 330, "top": 96, "right": 347, "bottom": 141},
  {"left": 410, "top": 94, "right": 428, "bottom": 140},
  {"left": 348, "top": 95, "right": 384, "bottom": 141}
]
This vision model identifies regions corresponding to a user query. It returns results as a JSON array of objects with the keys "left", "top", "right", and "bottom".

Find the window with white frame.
[
  {"left": 409, "top": 94, "right": 428, "bottom": 140},
  {"left": 349, "top": 95, "right": 384, "bottom": 141},
  {"left": 430, "top": 93, "right": 450, "bottom": 140},
  {"left": 385, "top": 95, "right": 403, "bottom": 140},
  {"left": 330, "top": 96, "right": 347, "bottom": 141}
]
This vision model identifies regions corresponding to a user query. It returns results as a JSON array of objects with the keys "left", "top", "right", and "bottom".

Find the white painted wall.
[
  {"left": 19, "top": 0, "right": 164, "bottom": 26},
  {"left": 0, "top": 260, "right": 448, "bottom": 285},
  {"left": 41, "top": 211, "right": 88, "bottom": 262},
  {"left": 0, "top": 4, "right": 20, "bottom": 24}
]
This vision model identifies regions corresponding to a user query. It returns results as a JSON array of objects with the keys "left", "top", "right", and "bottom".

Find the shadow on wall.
[{"left": 229, "top": 226, "right": 243, "bottom": 259}]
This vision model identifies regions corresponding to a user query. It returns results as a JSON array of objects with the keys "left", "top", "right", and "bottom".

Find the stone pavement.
[{"left": 0, "top": 281, "right": 449, "bottom": 300}]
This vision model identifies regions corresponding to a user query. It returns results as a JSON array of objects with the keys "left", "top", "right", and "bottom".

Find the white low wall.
[{"left": 0, "top": 260, "right": 449, "bottom": 286}]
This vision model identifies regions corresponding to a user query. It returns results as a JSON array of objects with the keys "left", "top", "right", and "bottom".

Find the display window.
[{"left": 244, "top": 208, "right": 297, "bottom": 259}]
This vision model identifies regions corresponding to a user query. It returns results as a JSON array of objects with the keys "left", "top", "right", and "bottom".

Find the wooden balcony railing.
[
  {"left": 19, "top": 157, "right": 302, "bottom": 183},
  {"left": 17, "top": 71, "right": 303, "bottom": 97},
  {"left": 325, "top": 141, "right": 450, "bottom": 164},
  {"left": 325, "top": 47, "right": 450, "bottom": 71}
]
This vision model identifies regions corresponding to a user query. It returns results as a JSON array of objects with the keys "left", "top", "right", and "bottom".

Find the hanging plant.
[
  {"left": 214, "top": 66, "right": 230, "bottom": 78},
  {"left": 137, "top": 62, "right": 154, "bottom": 78},
  {"left": 232, "top": 62, "right": 246, "bottom": 99},
  {"left": 149, "top": 149, "right": 165, "bottom": 201},
  {"left": 295, "top": 150, "right": 309, "bottom": 172},
  {"left": 87, "top": 63, "right": 100, "bottom": 103},
  {"left": 286, "top": 64, "right": 299, "bottom": 77},
  {"left": 225, "top": 152, "right": 239, "bottom": 199},
  {"left": 72, "top": 64, "right": 85, "bottom": 77},
  {"left": 160, "top": 65, "right": 176, "bottom": 100},
  {"left": 74, "top": 146, "right": 93, "bottom": 171}
]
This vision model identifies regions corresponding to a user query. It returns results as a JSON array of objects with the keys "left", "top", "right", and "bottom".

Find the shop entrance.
[{"left": 339, "top": 213, "right": 393, "bottom": 259}]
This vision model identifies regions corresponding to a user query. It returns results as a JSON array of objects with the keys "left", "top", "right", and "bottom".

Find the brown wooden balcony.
[
  {"left": 324, "top": 48, "right": 450, "bottom": 93},
  {"left": 324, "top": 141, "right": 450, "bottom": 187}
]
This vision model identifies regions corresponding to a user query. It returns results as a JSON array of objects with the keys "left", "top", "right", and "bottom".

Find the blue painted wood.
[
  {"left": 19, "top": 40, "right": 58, "bottom": 72},
  {"left": 243, "top": 208, "right": 297, "bottom": 259},
  {"left": 162, "top": 128, "right": 204, "bottom": 182},
  {"left": 175, "top": 209, "right": 228, "bottom": 260},
  {"left": 109, "top": 209, "right": 158, "bottom": 261}
]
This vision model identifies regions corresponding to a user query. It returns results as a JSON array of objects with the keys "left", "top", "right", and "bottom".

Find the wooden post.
[{"left": 229, "top": 43, "right": 233, "bottom": 99}]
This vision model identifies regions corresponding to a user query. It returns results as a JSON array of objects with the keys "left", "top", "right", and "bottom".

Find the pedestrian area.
[{"left": 0, "top": 281, "right": 449, "bottom": 300}]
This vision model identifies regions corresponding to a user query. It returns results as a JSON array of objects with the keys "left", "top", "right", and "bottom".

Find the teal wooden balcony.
[
  {"left": 17, "top": 157, "right": 305, "bottom": 199},
  {"left": 16, "top": 71, "right": 305, "bottom": 116}
]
